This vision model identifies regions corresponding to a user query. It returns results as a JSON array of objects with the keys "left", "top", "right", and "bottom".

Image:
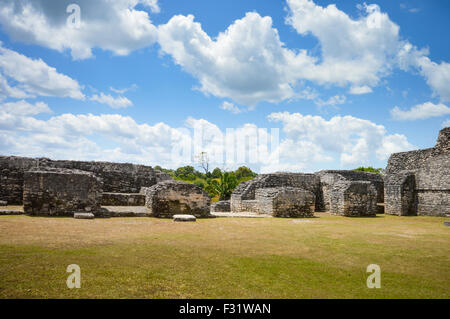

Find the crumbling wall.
[
  {"left": 211, "top": 200, "right": 231, "bottom": 212},
  {"left": 23, "top": 168, "right": 103, "bottom": 216},
  {"left": 231, "top": 173, "right": 320, "bottom": 213},
  {"left": 255, "top": 187, "right": 315, "bottom": 217},
  {"left": 0, "top": 155, "right": 171, "bottom": 204},
  {"left": 330, "top": 181, "right": 378, "bottom": 217},
  {"left": 101, "top": 192, "right": 145, "bottom": 206},
  {"left": 384, "top": 127, "right": 449, "bottom": 217},
  {"left": 0, "top": 156, "right": 38, "bottom": 205},
  {"left": 384, "top": 172, "right": 416, "bottom": 216},
  {"left": 143, "top": 180, "right": 211, "bottom": 218},
  {"left": 316, "top": 170, "right": 384, "bottom": 212}
]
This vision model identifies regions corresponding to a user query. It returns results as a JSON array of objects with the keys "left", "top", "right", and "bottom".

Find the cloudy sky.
[{"left": 0, "top": 0, "right": 449, "bottom": 173}]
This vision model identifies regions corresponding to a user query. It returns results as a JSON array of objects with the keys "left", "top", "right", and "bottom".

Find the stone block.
[
  {"left": 173, "top": 214, "right": 196, "bottom": 222},
  {"left": 255, "top": 187, "right": 315, "bottom": 217},
  {"left": 74, "top": 212, "right": 95, "bottom": 219},
  {"left": 23, "top": 168, "right": 103, "bottom": 217},
  {"left": 330, "top": 181, "right": 377, "bottom": 217},
  {"left": 143, "top": 180, "right": 211, "bottom": 218}
]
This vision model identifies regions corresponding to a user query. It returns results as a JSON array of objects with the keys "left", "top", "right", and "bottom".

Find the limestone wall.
[
  {"left": 231, "top": 173, "right": 320, "bottom": 212},
  {"left": 144, "top": 180, "right": 211, "bottom": 218},
  {"left": 384, "top": 172, "right": 416, "bottom": 216},
  {"left": 384, "top": 128, "right": 449, "bottom": 216},
  {"left": 23, "top": 168, "right": 103, "bottom": 216},
  {"left": 330, "top": 181, "right": 378, "bottom": 217},
  {"left": 0, "top": 155, "right": 171, "bottom": 204},
  {"left": 316, "top": 170, "right": 384, "bottom": 212},
  {"left": 100, "top": 192, "right": 146, "bottom": 206},
  {"left": 255, "top": 187, "right": 315, "bottom": 217}
]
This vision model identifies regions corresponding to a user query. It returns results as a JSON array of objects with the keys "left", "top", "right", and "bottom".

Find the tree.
[
  {"left": 353, "top": 166, "right": 383, "bottom": 174},
  {"left": 235, "top": 166, "right": 257, "bottom": 179},
  {"left": 175, "top": 166, "right": 196, "bottom": 180},
  {"left": 211, "top": 167, "right": 222, "bottom": 178},
  {"left": 195, "top": 152, "right": 210, "bottom": 175},
  {"left": 206, "top": 172, "right": 238, "bottom": 200}
]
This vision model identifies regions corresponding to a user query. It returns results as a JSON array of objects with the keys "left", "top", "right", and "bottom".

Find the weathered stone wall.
[
  {"left": 231, "top": 173, "right": 320, "bottom": 213},
  {"left": 316, "top": 170, "right": 384, "bottom": 212},
  {"left": 0, "top": 156, "right": 39, "bottom": 205},
  {"left": 211, "top": 200, "right": 231, "bottom": 212},
  {"left": 384, "top": 172, "right": 416, "bottom": 216},
  {"left": 143, "top": 180, "right": 211, "bottom": 218},
  {"left": 330, "top": 181, "right": 378, "bottom": 217},
  {"left": 100, "top": 192, "right": 145, "bottom": 206},
  {"left": 0, "top": 155, "right": 171, "bottom": 204},
  {"left": 23, "top": 168, "right": 103, "bottom": 216},
  {"left": 255, "top": 187, "right": 315, "bottom": 217},
  {"left": 384, "top": 128, "right": 449, "bottom": 216}
]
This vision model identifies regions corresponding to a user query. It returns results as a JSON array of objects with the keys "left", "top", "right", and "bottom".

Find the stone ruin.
[
  {"left": 329, "top": 181, "right": 378, "bottom": 217},
  {"left": 231, "top": 173, "right": 321, "bottom": 217},
  {"left": 0, "top": 155, "right": 171, "bottom": 217},
  {"left": 0, "top": 128, "right": 447, "bottom": 219},
  {"left": 0, "top": 156, "right": 171, "bottom": 206},
  {"left": 230, "top": 171, "right": 383, "bottom": 217},
  {"left": 255, "top": 187, "right": 315, "bottom": 217},
  {"left": 23, "top": 168, "right": 103, "bottom": 217},
  {"left": 211, "top": 200, "right": 231, "bottom": 213},
  {"left": 384, "top": 127, "right": 449, "bottom": 216},
  {"left": 315, "top": 170, "right": 384, "bottom": 214},
  {"left": 142, "top": 180, "right": 211, "bottom": 218}
]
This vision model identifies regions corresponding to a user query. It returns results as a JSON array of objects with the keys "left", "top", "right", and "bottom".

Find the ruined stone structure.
[
  {"left": 0, "top": 156, "right": 171, "bottom": 205},
  {"left": 231, "top": 173, "right": 321, "bottom": 214},
  {"left": 329, "top": 181, "right": 378, "bottom": 217},
  {"left": 23, "top": 168, "right": 103, "bottom": 217},
  {"left": 315, "top": 170, "right": 384, "bottom": 213},
  {"left": 384, "top": 127, "right": 449, "bottom": 216},
  {"left": 211, "top": 200, "right": 231, "bottom": 213},
  {"left": 143, "top": 180, "right": 211, "bottom": 218},
  {"left": 100, "top": 192, "right": 146, "bottom": 206},
  {"left": 254, "top": 187, "right": 315, "bottom": 217}
]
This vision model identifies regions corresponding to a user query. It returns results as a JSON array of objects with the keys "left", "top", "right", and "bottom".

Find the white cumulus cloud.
[
  {"left": 0, "top": 44, "right": 84, "bottom": 99},
  {"left": 0, "top": 0, "right": 159, "bottom": 60},
  {"left": 90, "top": 93, "right": 133, "bottom": 109},
  {"left": 390, "top": 102, "right": 450, "bottom": 121}
]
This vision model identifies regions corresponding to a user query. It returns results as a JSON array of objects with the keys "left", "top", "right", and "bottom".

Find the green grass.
[{"left": 0, "top": 214, "right": 449, "bottom": 298}]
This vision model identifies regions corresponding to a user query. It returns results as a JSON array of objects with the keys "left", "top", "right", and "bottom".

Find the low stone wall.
[
  {"left": 0, "top": 155, "right": 171, "bottom": 204},
  {"left": 101, "top": 192, "right": 145, "bottom": 206},
  {"left": 255, "top": 187, "right": 315, "bottom": 217},
  {"left": 143, "top": 180, "right": 211, "bottom": 218},
  {"left": 211, "top": 200, "right": 231, "bottom": 212},
  {"left": 23, "top": 168, "right": 103, "bottom": 216},
  {"left": 330, "top": 181, "right": 377, "bottom": 217}
]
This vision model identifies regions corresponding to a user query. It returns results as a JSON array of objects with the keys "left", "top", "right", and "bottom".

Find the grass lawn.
[{"left": 0, "top": 213, "right": 449, "bottom": 299}]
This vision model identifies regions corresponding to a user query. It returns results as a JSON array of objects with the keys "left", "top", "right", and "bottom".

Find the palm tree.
[{"left": 206, "top": 172, "right": 238, "bottom": 200}]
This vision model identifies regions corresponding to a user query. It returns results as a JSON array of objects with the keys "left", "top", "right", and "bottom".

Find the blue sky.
[{"left": 0, "top": 0, "right": 449, "bottom": 173}]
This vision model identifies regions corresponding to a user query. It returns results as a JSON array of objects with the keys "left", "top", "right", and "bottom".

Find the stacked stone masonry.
[
  {"left": 23, "top": 168, "right": 103, "bottom": 217},
  {"left": 231, "top": 173, "right": 321, "bottom": 214},
  {"left": 143, "top": 180, "right": 211, "bottom": 218},
  {"left": 0, "top": 155, "right": 171, "bottom": 205},
  {"left": 211, "top": 200, "right": 231, "bottom": 212},
  {"left": 385, "top": 127, "right": 449, "bottom": 216},
  {"left": 316, "top": 170, "right": 384, "bottom": 213},
  {"left": 329, "top": 181, "right": 378, "bottom": 217},
  {"left": 255, "top": 187, "right": 315, "bottom": 217},
  {"left": 101, "top": 192, "right": 146, "bottom": 206}
]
